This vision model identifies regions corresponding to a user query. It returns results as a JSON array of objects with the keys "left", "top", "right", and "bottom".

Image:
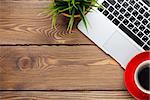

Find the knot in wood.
[{"left": 17, "top": 56, "right": 33, "bottom": 70}]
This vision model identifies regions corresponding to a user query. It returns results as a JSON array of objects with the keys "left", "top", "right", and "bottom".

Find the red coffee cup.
[{"left": 124, "top": 51, "right": 150, "bottom": 100}]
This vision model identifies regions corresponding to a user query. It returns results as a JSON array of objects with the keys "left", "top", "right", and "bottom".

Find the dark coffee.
[{"left": 137, "top": 64, "right": 150, "bottom": 91}]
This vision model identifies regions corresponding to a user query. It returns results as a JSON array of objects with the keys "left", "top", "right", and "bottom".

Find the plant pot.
[
  {"left": 61, "top": 6, "right": 91, "bottom": 18},
  {"left": 54, "top": 0, "right": 92, "bottom": 18},
  {"left": 51, "top": 0, "right": 98, "bottom": 32}
]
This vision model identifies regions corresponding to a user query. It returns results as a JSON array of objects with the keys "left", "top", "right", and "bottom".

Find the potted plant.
[{"left": 47, "top": 0, "right": 101, "bottom": 33}]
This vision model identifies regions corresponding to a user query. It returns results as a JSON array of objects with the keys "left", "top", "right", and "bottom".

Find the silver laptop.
[{"left": 78, "top": 0, "right": 150, "bottom": 69}]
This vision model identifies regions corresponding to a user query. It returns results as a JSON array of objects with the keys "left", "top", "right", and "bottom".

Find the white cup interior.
[{"left": 134, "top": 60, "right": 150, "bottom": 94}]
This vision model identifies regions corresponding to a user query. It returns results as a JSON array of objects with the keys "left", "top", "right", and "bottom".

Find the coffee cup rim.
[{"left": 134, "top": 60, "right": 150, "bottom": 94}]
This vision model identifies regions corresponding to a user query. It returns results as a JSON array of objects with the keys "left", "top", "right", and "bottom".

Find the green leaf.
[
  {"left": 77, "top": 5, "right": 88, "bottom": 30},
  {"left": 52, "top": 12, "right": 59, "bottom": 29},
  {"left": 47, "top": 6, "right": 62, "bottom": 15},
  {"left": 72, "top": 0, "right": 78, "bottom": 9},
  {"left": 68, "top": 1, "right": 71, "bottom": 14},
  {"left": 67, "top": 8, "right": 75, "bottom": 32},
  {"left": 59, "top": 6, "right": 73, "bottom": 13}
]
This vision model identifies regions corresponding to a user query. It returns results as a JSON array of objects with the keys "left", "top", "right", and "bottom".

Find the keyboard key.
[
  {"left": 137, "top": 15, "right": 143, "bottom": 21},
  {"left": 128, "top": 23, "right": 134, "bottom": 29},
  {"left": 103, "top": 10, "right": 109, "bottom": 16},
  {"left": 123, "top": 19, "right": 129, "bottom": 25},
  {"left": 113, "top": 10, "right": 119, "bottom": 17},
  {"left": 147, "top": 23, "right": 150, "bottom": 29},
  {"left": 107, "top": 0, "right": 116, "bottom": 5},
  {"left": 127, "top": 6, "right": 134, "bottom": 12},
  {"left": 112, "top": 18, "right": 120, "bottom": 25},
  {"left": 123, "top": 2, "right": 129, "bottom": 8},
  {"left": 143, "top": 45, "right": 150, "bottom": 50},
  {"left": 132, "top": 27, "right": 139, "bottom": 34},
  {"left": 119, "top": 24, "right": 144, "bottom": 47},
  {"left": 134, "top": 20, "right": 140, "bottom": 27},
  {"left": 118, "top": 15, "right": 124, "bottom": 21},
  {"left": 139, "top": 25, "right": 145, "bottom": 31},
  {"left": 132, "top": 10, "right": 138, "bottom": 17},
  {"left": 144, "top": 12, "right": 150, "bottom": 18},
  {"left": 134, "top": 3, "right": 140, "bottom": 10},
  {"left": 144, "top": 29, "right": 150, "bottom": 35},
  {"left": 142, "top": 36, "right": 149, "bottom": 42},
  {"left": 139, "top": 1, "right": 144, "bottom": 6},
  {"left": 142, "top": 19, "right": 148, "bottom": 25},
  {"left": 115, "top": 3, "right": 121, "bottom": 10},
  {"left": 124, "top": 12, "right": 131, "bottom": 18},
  {"left": 108, "top": 6, "right": 114, "bottom": 12},
  {"left": 139, "top": 8, "right": 145, "bottom": 14},
  {"left": 144, "top": 6, "right": 148, "bottom": 10},
  {"left": 137, "top": 32, "right": 144, "bottom": 38},
  {"left": 102, "top": 1, "right": 109, "bottom": 8},
  {"left": 129, "top": 0, "right": 135, "bottom": 5},
  {"left": 120, "top": 8, "right": 126, "bottom": 14},
  {"left": 129, "top": 16, "right": 136, "bottom": 22},
  {"left": 118, "top": 0, "right": 124, "bottom": 4},
  {"left": 98, "top": 7, "right": 104, "bottom": 12},
  {"left": 147, "top": 40, "right": 150, "bottom": 46},
  {"left": 108, "top": 14, "right": 114, "bottom": 20}
]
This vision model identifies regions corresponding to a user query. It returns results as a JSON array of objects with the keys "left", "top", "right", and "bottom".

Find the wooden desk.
[{"left": 0, "top": 0, "right": 133, "bottom": 99}]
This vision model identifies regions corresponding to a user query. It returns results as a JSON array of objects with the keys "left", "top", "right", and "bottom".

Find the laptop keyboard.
[{"left": 98, "top": 0, "right": 150, "bottom": 50}]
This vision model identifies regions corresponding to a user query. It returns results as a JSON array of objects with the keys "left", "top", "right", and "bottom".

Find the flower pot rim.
[{"left": 61, "top": 12, "right": 81, "bottom": 18}]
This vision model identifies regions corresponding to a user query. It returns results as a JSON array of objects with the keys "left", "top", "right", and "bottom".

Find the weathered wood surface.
[
  {"left": 0, "top": 91, "right": 133, "bottom": 100},
  {"left": 0, "top": 0, "right": 133, "bottom": 99},
  {"left": 0, "top": 0, "right": 91, "bottom": 45},
  {"left": 0, "top": 46, "right": 124, "bottom": 90}
]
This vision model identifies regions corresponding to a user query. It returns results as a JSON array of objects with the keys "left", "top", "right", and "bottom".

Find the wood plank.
[
  {"left": 0, "top": 91, "right": 133, "bottom": 100},
  {"left": 0, "top": 46, "right": 125, "bottom": 90},
  {"left": 0, "top": 0, "right": 91, "bottom": 44}
]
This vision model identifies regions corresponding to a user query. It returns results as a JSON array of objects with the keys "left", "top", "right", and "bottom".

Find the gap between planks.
[{"left": 0, "top": 44, "right": 94, "bottom": 46}]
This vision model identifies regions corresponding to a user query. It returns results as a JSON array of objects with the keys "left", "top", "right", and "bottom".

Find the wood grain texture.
[
  {"left": 0, "top": 0, "right": 131, "bottom": 99},
  {"left": 0, "top": 46, "right": 125, "bottom": 90},
  {"left": 0, "top": 91, "right": 133, "bottom": 100},
  {"left": 0, "top": 0, "right": 91, "bottom": 45}
]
